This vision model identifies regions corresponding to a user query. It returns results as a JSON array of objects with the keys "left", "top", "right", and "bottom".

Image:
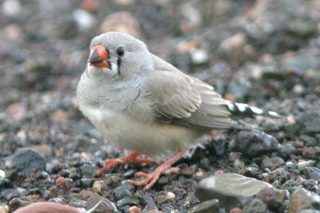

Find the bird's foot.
[
  {"left": 94, "top": 151, "right": 155, "bottom": 176},
  {"left": 126, "top": 150, "right": 185, "bottom": 190}
]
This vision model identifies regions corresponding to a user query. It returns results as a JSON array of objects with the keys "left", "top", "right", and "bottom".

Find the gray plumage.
[{"left": 77, "top": 32, "right": 281, "bottom": 161}]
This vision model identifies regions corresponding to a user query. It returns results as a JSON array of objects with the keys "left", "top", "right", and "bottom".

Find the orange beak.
[{"left": 89, "top": 45, "right": 110, "bottom": 68}]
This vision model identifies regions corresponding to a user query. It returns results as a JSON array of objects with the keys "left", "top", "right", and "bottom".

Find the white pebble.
[
  {"left": 72, "top": 9, "right": 96, "bottom": 31},
  {"left": 191, "top": 49, "right": 208, "bottom": 64},
  {"left": 2, "top": 0, "right": 21, "bottom": 17}
]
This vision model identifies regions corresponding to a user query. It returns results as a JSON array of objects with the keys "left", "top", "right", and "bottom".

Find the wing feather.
[{"left": 143, "top": 54, "right": 240, "bottom": 130}]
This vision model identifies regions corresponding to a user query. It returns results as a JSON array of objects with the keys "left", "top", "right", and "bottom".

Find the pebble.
[
  {"left": 0, "top": 188, "right": 20, "bottom": 200},
  {"left": 277, "top": 143, "right": 296, "bottom": 158},
  {"left": 302, "top": 147, "right": 318, "bottom": 159},
  {"left": 242, "top": 199, "right": 267, "bottom": 213},
  {"left": 190, "top": 49, "right": 208, "bottom": 65},
  {"left": 298, "top": 160, "right": 315, "bottom": 171},
  {"left": 180, "top": 2, "right": 202, "bottom": 32},
  {"left": 80, "top": 164, "right": 98, "bottom": 178},
  {"left": 87, "top": 197, "right": 116, "bottom": 213},
  {"left": 0, "top": 170, "right": 5, "bottom": 179},
  {"left": 128, "top": 206, "right": 141, "bottom": 213},
  {"left": 80, "top": 178, "right": 95, "bottom": 188},
  {"left": 0, "top": 205, "right": 9, "bottom": 213},
  {"left": 219, "top": 33, "right": 247, "bottom": 52},
  {"left": 100, "top": 12, "right": 141, "bottom": 38},
  {"left": 50, "top": 109, "right": 68, "bottom": 123},
  {"left": 8, "top": 148, "right": 46, "bottom": 176},
  {"left": 266, "top": 168, "right": 288, "bottom": 184},
  {"left": 298, "top": 112, "right": 320, "bottom": 134},
  {"left": 2, "top": 0, "right": 21, "bottom": 17},
  {"left": 303, "top": 167, "right": 320, "bottom": 182},
  {"left": 302, "top": 179, "right": 317, "bottom": 191},
  {"left": 242, "top": 166, "right": 261, "bottom": 179},
  {"left": 195, "top": 173, "right": 273, "bottom": 208},
  {"left": 232, "top": 131, "right": 279, "bottom": 158},
  {"left": 189, "top": 199, "right": 219, "bottom": 213},
  {"left": 300, "top": 135, "right": 318, "bottom": 146},
  {"left": 258, "top": 187, "right": 287, "bottom": 212},
  {"left": 92, "top": 180, "right": 103, "bottom": 194},
  {"left": 113, "top": 186, "right": 133, "bottom": 201},
  {"left": 6, "top": 102, "right": 26, "bottom": 121},
  {"left": 288, "top": 188, "right": 320, "bottom": 213},
  {"left": 72, "top": 9, "right": 96, "bottom": 31},
  {"left": 261, "top": 157, "right": 285, "bottom": 169}
]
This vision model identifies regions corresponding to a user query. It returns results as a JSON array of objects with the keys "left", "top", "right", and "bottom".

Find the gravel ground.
[{"left": 1, "top": 0, "right": 320, "bottom": 212}]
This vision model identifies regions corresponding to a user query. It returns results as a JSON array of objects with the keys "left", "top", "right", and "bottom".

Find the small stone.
[
  {"left": 242, "top": 166, "right": 260, "bottom": 179},
  {"left": 1, "top": 188, "right": 20, "bottom": 200},
  {"left": 228, "top": 152, "right": 242, "bottom": 162},
  {"left": 266, "top": 168, "right": 288, "bottom": 184},
  {"left": 156, "top": 194, "right": 167, "bottom": 205},
  {"left": 166, "top": 192, "right": 175, "bottom": 202},
  {"left": 219, "top": 33, "right": 247, "bottom": 52},
  {"left": 2, "top": 0, "right": 21, "bottom": 17},
  {"left": 128, "top": 206, "right": 141, "bottom": 213},
  {"left": 117, "top": 197, "right": 139, "bottom": 207},
  {"left": 298, "top": 112, "right": 320, "bottom": 134},
  {"left": 258, "top": 187, "right": 287, "bottom": 212},
  {"left": 277, "top": 143, "right": 296, "bottom": 158},
  {"left": 298, "top": 160, "right": 315, "bottom": 171},
  {"left": 6, "top": 102, "right": 25, "bottom": 121},
  {"left": 0, "top": 205, "right": 9, "bottom": 213},
  {"left": 80, "top": 178, "right": 95, "bottom": 188},
  {"left": 190, "top": 49, "right": 208, "bottom": 65},
  {"left": 189, "top": 199, "right": 219, "bottom": 213},
  {"left": 232, "top": 131, "right": 279, "bottom": 158},
  {"left": 261, "top": 157, "right": 285, "bottom": 169},
  {"left": 92, "top": 180, "right": 103, "bottom": 194},
  {"left": 81, "top": 164, "right": 98, "bottom": 178},
  {"left": 100, "top": 12, "right": 141, "bottom": 38},
  {"left": 181, "top": 167, "right": 195, "bottom": 177},
  {"left": 229, "top": 207, "right": 242, "bottom": 213},
  {"left": 302, "top": 147, "right": 317, "bottom": 159},
  {"left": 304, "top": 167, "right": 320, "bottom": 182},
  {"left": 242, "top": 199, "right": 267, "bottom": 213},
  {"left": 0, "top": 170, "right": 5, "bottom": 179},
  {"left": 9, "top": 148, "right": 46, "bottom": 176},
  {"left": 288, "top": 188, "right": 320, "bottom": 213},
  {"left": 50, "top": 109, "right": 68, "bottom": 123},
  {"left": 113, "top": 186, "right": 133, "bottom": 201},
  {"left": 72, "top": 9, "right": 96, "bottom": 31},
  {"left": 87, "top": 198, "right": 115, "bottom": 213},
  {"left": 302, "top": 179, "right": 317, "bottom": 191}
]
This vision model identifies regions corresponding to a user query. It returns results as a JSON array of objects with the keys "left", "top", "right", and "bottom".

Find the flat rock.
[{"left": 195, "top": 173, "right": 273, "bottom": 208}]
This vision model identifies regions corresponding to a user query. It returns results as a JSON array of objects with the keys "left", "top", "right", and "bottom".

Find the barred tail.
[{"left": 225, "top": 101, "right": 283, "bottom": 118}]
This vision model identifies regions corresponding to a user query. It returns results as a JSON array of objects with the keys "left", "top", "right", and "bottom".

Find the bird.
[{"left": 77, "top": 32, "right": 282, "bottom": 190}]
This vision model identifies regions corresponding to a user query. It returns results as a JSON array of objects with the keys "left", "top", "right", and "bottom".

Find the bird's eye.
[{"left": 116, "top": 47, "right": 125, "bottom": 56}]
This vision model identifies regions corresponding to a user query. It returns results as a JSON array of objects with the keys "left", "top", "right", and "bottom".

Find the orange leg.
[
  {"left": 95, "top": 151, "right": 155, "bottom": 176},
  {"left": 126, "top": 150, "right": 186, "bottom": 190}
]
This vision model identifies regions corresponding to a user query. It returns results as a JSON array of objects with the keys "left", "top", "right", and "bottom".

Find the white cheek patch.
[{"left": 110, "top": 61, "right": 119, "bottom": 74}]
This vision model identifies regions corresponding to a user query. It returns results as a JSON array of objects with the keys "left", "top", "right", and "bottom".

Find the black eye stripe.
[{"left": 105, "top": 47, "right": 111, "bottom": 68}]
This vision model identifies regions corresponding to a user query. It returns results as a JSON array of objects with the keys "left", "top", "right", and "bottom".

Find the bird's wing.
[{"left": 143, "top": 55, "right": 241, "bottom": 130}]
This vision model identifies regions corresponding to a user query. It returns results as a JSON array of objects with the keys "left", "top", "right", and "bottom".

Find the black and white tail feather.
[
  {"left": 225, "top": 101, "right": 282, "bottom": 119},
  {"left": 224, "top": 101, "right": 283, "bottom": 130}
]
